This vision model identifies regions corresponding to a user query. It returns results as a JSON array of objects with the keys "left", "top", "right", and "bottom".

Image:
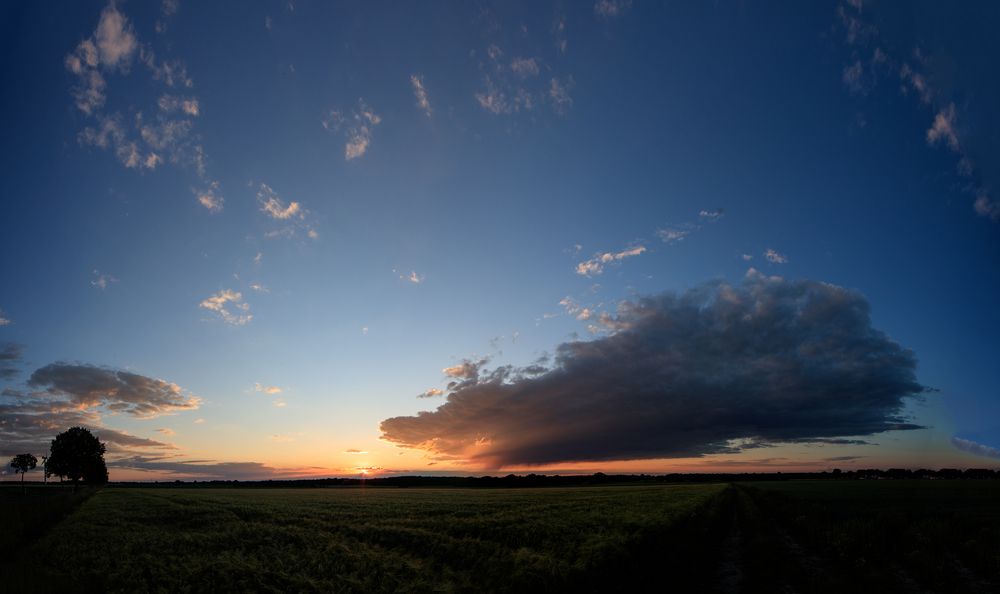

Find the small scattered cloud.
[
  {"left": 194, "top": 182, "right": 223, "bottom": 212},
  {"left": 272, "top": 398, "right": 287, "bottom": 408},
  {"left": 418, "top": 388, "right": 444, "bottom": 399},
  {"left": 249, "top": 283, "right": 268, "bottom": 293},
  {"left": 254, "top": 383, "right": 282, "bottom": 395},
  {"left": 323, "top": 99, "right": 382, "bottom": 160},
  {"left": 193, "top": 418, "right": 205, "bottom": 424},
  {"left": 156, "top": 428, "right": 176, "bottom": 436},
  {"left": 397, "top": 270, "right": 424, "bottom": 284},
  {"left": 656, "top": 227, "right": 691, "bottom": 244},
  {"left": 699, "top": 209, "right": 724, "bottom": 221},
  {"left": 575, "top": 246, "right": 646, "bottom": 276},
  {"left": 255, "top": 183, "right": 315, "bottom": 238},
  {"left": 199, "top": 289, "right": 251, "bottom": 326},
  {"left": 741, "top": 254, "right": 754, "bottom": 261},
  {"left": 764, "top": 249, "right": 789, "bottom": 264},
  {"left": 344, "top": 449, "right": 368, "bottom": 454},
  {"left": 510, "top": 57, "right": 540, "bottom": 78},
  {"left": 269, "top": 434, "right": 293, "bottom": 442},
  {"left": 0, "top": 311, "right": 10, "bottom": 326},
  {"left": 594, "top": 0, "right": 632, "bottom": 18},
  {"left": 158, "top": 94, "right": 199, "bottom": 116},
  {"left": 258, "top": 183, "right": 302, "bottom": 219},
  {"left": 90, "top": 270, "right": 118, "bottom": 290},
  {"left": 410, "top": 75, "right": 432, "bottom": 117},
  {"left": 926, "top": 103, "right": 960, "bottom": 151}
]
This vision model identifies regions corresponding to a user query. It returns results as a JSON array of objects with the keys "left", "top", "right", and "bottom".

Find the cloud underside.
[{"left": 381, "top": 276, "right": 926, "bottom": 467}]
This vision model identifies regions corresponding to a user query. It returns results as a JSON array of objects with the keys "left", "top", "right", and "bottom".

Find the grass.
[
  {"left": 739, "top": 480, "right": 1000, "bottom": 593},
  {"left": 21, "top": 484, "right": 728, "bottom": 593},
  {"left": 9, "top": 480, "right": 1000, "bottom": 593}
]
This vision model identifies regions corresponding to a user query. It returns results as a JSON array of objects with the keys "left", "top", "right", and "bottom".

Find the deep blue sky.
[{"left": 1, "top": 1, "right": 998, "bottom": 479}]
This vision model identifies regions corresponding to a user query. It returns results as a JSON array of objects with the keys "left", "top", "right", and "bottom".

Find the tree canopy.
[{"left": 47, "top": 427, "right": 108, "bottom": 487}]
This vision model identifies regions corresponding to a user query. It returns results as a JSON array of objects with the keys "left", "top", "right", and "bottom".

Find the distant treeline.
[{"left": 100, "top": 468, "right": 1000, "bottom": 488}]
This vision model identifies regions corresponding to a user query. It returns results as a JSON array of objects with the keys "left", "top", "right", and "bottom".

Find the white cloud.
[
  {"left": 410, "top": 75, "right": 432, "bottom": 117},
  {"left": 741, "top": 254, "right": 754, "bottom": 261},
  {"left": 0, "top": 311, "right": 10, "bottom": 326},
  {"left": 549, "top": 77, "right": 573, "bottom": 115},
  {"left": 91, "top": 270, "right": 118, "bottom": 290},
  {"left": 656, "top": 227, "right": 691, "bottom": 244},
  {"left": 249, "top": 283, "right": 269, "bottom": 293},
  {"left": 257, "top": 184, "right": 302, "bottom": 219},
  {"left": 400, "top": 271, "right": 424, "bottom": 284},
  {"left": 699, "top": 209, "right": 724, "bottom": 221},
  {"left": 926, "top": 103, "right": 960, "bottom": 151},
  {"left": 418, "top": 388, "right": 444, "bottom": 399},
  {"left": 510, "top": 57, "right": 540, "bottom": 78},
  {"left": 158, "top": 95, "right": 200, "bottom": 116},
  {"left": 324, "top": 99, "right": 382, "bottom": 161},
  {"left": 974, "top": 194, "right": 1000, "bottom": 221},
  {"left": 199, "top": 289, "right": 252, "bottom": 326},
  {"left": 575, "top": 246, "right": 646, "bottom": 276},
  {"left": 764, "top": 249, "right": 789, "bottom": 264},
  {"left": 254, "top": 383, "right": 282, "bottom": 395},
  {"left": 594, "top": 0, "right": 632, "bottom": 18},
  {"left": 94, "top": 5, "right": 138, "bottom": 69},
  {"left": 951, "top": 436, "right": 1000, "bottom": 459},
  {"left": 272, "top": 399, "right": 287, "bottom": 408},
  {"left": 193, "top": 418, "right": 205, "bottom": 424},
  {"left": 194, "top": 182, "right": 223, "bottom": 212}
]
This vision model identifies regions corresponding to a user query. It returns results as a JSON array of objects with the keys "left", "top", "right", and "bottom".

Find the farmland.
[{"left": 4, "top": 480, "right": 1000, "bottom": 593}]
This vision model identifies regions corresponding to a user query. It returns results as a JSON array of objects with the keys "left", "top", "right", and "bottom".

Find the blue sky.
[{"left": 1, "top": 0, "right": 998, "bottom": 479}]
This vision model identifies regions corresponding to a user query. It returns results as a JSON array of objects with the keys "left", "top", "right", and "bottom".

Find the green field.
[
  {"left": 9, "top": 484, "right": 728, "bottom": 593},
  {"left": 5, "top": 481, "right": 1000, "bottom": 593}
]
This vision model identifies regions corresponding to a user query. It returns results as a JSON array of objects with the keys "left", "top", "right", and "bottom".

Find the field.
[{"left": 4, "top": 480, "right": 1000, "bottom": 593}]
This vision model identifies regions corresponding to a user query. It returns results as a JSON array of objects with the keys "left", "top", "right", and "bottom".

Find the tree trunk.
[{"left": 21, "top": 471, "right": 25, "bottom": 496}]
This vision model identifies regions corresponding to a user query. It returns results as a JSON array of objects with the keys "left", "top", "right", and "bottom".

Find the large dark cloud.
[
  {"left": 381, "top": 275, "right": 927, "bottom": 467},
  {"left": 28, "top": 363, "right": 200, "bottom": 417}
]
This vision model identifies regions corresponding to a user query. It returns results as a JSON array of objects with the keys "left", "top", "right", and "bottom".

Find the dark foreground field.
[{"left": 3, "top": 481, "right": 999, "bottom": 593}]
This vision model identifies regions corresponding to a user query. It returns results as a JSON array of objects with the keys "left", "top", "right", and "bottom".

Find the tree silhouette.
[
  {"left": 47, "top": 427, "right": 108, "bottom": 490},
  {"left": 9, "top": 453, "right": 37, "bottom": 495}
]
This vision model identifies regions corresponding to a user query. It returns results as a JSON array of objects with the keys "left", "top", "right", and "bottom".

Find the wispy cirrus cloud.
[{"left": 199, "top": 289, "right": 251, "bottom": 326}]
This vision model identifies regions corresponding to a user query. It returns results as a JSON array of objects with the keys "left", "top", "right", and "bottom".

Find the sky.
[{"left": 1, "top": 0, "right": 999, "bottom": 481}]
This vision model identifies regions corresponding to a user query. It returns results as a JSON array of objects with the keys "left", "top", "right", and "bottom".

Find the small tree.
[
  {"left": 47, "top": 427, "right": 108, "bottom": 491},
  {"left": 9, "top": 453, "right": 38, "bottom": 495}
]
